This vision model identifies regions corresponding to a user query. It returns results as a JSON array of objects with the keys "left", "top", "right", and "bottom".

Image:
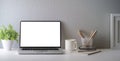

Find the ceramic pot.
[{"left": 1, "top": 40, "right": 13, "bottom": 51}]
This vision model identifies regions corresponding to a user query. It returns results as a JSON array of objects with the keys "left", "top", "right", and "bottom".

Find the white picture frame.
[{"left": 110, "top": 14, "right": 120, "bottom": 48}]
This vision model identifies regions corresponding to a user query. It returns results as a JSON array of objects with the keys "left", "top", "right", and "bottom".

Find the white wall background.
[{"left": 0, "top": 0, "right": 120, "bottom": 48}]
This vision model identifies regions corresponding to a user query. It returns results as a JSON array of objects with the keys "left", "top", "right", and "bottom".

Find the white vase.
[{"left": 1, "top": 40, "right": 13, "bottom": 51}]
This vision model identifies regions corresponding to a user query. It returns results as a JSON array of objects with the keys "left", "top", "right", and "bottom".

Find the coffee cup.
[{"left": 65, "top": 39, "right": 77, "bottom": 52}]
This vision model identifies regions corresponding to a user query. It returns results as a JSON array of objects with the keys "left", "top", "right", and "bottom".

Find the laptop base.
[{"left": 18, "top": 49, "right": 64, "bottom": 55}]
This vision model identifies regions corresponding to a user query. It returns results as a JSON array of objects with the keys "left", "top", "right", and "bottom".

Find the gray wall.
[{"left": 0, "top": 0, "right": 120, "bottom": 48}]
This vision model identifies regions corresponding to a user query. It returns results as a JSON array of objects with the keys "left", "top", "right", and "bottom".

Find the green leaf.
[{"left": 0, "top": 24, "right": 19, "bottom": 42}]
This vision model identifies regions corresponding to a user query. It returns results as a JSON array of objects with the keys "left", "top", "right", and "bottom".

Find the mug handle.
[{"left": 73, "top": 41, "right": 77, "bottom": 50}]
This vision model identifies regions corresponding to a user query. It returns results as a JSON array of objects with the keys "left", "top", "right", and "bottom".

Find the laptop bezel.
[{"left": 19, "top": 20, "right": 62, "bottom": 49}]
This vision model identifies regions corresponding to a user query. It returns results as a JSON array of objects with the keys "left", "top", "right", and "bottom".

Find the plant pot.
[{"left": 1, "top": 40, "right": 13, "bottom": 51}]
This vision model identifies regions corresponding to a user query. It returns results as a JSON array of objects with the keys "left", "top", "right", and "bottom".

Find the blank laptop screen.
[{"left": 20, "top": 21, "right": 61, "bottom": 47}]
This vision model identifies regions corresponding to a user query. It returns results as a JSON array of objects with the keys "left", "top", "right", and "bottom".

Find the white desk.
[{"left": 0, "top": 49, "right": 120, "bottom": 61}]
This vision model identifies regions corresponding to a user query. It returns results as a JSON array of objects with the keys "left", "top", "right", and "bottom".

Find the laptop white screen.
[{"left": 20, "top": 21, "right": 60, "bottom": 47}]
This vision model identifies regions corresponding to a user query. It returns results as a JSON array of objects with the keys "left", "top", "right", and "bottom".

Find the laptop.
[{"left": 18, "top": 20, "right": 64, "bottom": 54}]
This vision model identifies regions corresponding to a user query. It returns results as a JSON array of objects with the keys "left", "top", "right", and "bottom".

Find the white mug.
[{"left": 65, "top": 39, "right": 77, "bottom": 52}]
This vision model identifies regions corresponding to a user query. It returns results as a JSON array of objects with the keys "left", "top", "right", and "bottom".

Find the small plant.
[{"left": 0, "top": 24, "right": 18, "bottom": 41}]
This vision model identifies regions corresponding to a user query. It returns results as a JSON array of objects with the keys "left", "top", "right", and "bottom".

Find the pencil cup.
[{"left": 81, "top": 37, "right": 93, "bottom": 48}]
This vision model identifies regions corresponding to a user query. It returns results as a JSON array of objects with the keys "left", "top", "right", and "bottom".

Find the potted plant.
[{"left": 0, "top": 24, "right": 18, "bottom": 51}]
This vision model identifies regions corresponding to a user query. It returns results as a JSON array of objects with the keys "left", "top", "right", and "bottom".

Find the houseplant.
[{"left": 0, "top": 24, "right": 18, "bottom": 51}]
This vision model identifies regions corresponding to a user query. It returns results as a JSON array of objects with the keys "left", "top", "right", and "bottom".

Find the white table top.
[{"left": 0, "top": 49, "right": 120, "bottom": 61}]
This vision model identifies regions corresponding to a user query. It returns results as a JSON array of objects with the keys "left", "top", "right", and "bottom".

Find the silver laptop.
[{"left": 18, "top": 20, "right": 64, "bottom": 54}]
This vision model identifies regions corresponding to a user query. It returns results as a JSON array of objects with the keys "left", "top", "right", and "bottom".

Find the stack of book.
[
  {"left": 79, "top": 47, "right": 96, "bottom": 50},
  {"left": 78, "top": 50, "right": 101, "bottom": 55},
  {"left": 78, "top": 47, "right": 101, "bottom": 55}
]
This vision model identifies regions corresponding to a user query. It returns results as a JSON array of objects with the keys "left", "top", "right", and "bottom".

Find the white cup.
[{"left": 65, "top": 39, "right": 77, "bottom": 52}]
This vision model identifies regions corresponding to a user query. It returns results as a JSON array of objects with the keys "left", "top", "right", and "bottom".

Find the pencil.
[
  {"left": 88, "top": 50, "right": 101, "bottom": 55},
  {"left": 78, "top": 30, "right": 84, "bottom": 38},
  {"left": 89, "top": 30, "right": 97, "bottom": 41}
]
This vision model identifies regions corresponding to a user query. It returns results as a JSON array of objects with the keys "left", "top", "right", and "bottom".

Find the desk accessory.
[
  {"left": 65, "top": 39, "right": 77, "bottom": 52},
  {"left": 79, "top": 47, "right": 96, "bottom": 50},
  {"left": 78, "top": 30, "right": 97, "bottom": 50},
  {"left": 78, "top": 49, "right": 101, "bottom": 55}
]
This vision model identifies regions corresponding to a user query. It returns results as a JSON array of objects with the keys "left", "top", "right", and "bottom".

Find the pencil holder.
[{"left": 80, "top": 37, "right": 93, "bottom": 48}]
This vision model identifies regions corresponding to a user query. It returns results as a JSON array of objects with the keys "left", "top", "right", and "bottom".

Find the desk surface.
[{"left": 0, "top": 49, "right": 120, "bottom": 61}]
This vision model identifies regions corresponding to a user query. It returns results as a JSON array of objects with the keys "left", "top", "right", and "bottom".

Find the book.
[
  {"left": 78, "top": 50, "right": 101, "bottom": 55},
  {"left": 79, "top": 47, "right": 96, "bottom": 50}
]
